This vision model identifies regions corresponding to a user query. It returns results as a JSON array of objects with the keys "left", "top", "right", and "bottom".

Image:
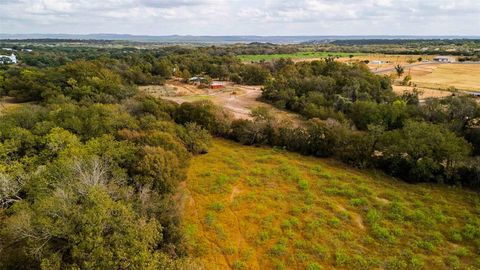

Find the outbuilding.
[
  {"left": 210, "top": 82, "right": 225, "bottom": 89},
  {"left": 0, "top": 54, "right": 17, "bottom": 64},
  {"left": 465, "top": 91, "right": 480, "bottom": 97},
  {"left": 433, "top": 56, "right": 455, "bottom": 63}
]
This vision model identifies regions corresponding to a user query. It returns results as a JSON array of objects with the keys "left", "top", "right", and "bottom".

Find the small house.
[{"left": 371, "top": 60, "right": 383, "bottom": 65}]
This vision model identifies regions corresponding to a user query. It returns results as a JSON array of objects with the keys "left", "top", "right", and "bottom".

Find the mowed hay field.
[
  {"left": 181, "top": 139, "right": 480, "bottom": 270},
  {"left": 410, "top": 64, "right": 480, "bottom": 91}
]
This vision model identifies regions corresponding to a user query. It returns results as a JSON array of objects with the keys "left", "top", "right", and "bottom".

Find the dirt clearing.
[{"left": 139, "top": 80, "right": 303, "bottom": 123}]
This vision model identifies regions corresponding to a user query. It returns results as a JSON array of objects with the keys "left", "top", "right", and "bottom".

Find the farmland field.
[
  {"left": 238, "top": 52, "right": 363, "bottom": 62},
  {"left": 181, "top": 139, "right": 480, "bottom": 270},
  {"left": 410, "top": 64, "right": 480, "bottom": 91}
]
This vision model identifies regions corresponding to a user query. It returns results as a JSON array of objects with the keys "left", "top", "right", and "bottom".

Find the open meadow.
[{"left": 181, "top": 139, "right": 480, "bottom": 270}]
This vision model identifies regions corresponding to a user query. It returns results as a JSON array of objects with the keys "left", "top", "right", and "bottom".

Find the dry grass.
[
  {"left": 392, "top": 85, "right": 455, "bottom": 100},
  {"left": 338, "top": 54, "right": 435, "bottom": 71},
  {"left": 409, "top": 64, "right": 480, "bottom": 91},
  {"left": 0, "top": 97, "right": 23, "bottom": 115},
  {"left": 182, "top": 139, "right": 480, "bottom": 270}
]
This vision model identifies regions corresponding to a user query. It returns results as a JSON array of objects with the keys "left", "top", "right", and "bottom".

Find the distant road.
[{"left": 372, "top": 61, "right": 480, "bottom": 74}]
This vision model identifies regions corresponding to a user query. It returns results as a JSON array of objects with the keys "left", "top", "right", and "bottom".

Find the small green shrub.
[
  {"left": 298, "top": 178, "right": 309, "bottom": 190},
  {"left": 208, "top": 202, "right": 225, "bottom": 212},
  {"left": 415, "top": 240, "right": 435, "bottom": 252},
  {"left": 449, "top": 229, "right": 463, "bottom": 242},
  {"left": 409, "top": 209, "right": 436, "bottom": 227},
  {"left": 335, "top": 250, "right": 350, "bottom": 266},
  {"left": 258, "top": 230, "right": 270, "bottom": 243},
  {"left": 233, "top": 260, "right": 247, "bottom": 269},
  {"left": 270, "top": 238, "right": 288, "bottom": 257},
  {"left": 387, "top": 202, "right": 406, "bottom": 221},
  {"left": 366, "top": 209, "right": 381, "bottom": 225},
  {"left": 205, "top": 211, "right": 216, "bottom": 227},
  {"left": 444, "top": 255, "right": 461, "bottom": 270},
  {"left": 371, "top": 224, "right": 397, "bottom": 243},
  {"left": 306, "top": 262, "right": 323, "bottom": 270},
  {"left": 329, "top": 217, "right": 341, "bottom": 228},
  {"left": 453, "top": 246, "right": 470, "bottom": 257},
  {"left": 325, "top": 186, "right": 356, "bottom": 198},
  {"left": 462, "top": 223, "right": 480, "bottom": 240},
  {"left": 350, "top": 197, "right": 368, "bottom": 207}
]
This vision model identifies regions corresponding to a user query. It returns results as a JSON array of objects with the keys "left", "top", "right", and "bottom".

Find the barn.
[{"left": 210, "top": 82, "right": 225, "bottom": 89}]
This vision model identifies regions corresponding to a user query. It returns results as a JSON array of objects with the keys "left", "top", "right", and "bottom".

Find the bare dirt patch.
[
  {"left": 230, "top": 185, "right": 241, "bottom": 202},
  {"left": 376, "top": 197, "right": 390, "bottom": 204},
  {"left": 140, "top": 79, "right": 303, "bottom": 124}
]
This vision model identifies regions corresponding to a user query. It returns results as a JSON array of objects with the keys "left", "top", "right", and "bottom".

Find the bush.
[{"left": 179, "top": 122, "right": 212, "bottom": 154}]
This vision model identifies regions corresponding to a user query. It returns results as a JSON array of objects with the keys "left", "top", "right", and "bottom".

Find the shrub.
[
  {"left": 444, "top": 255, "right": 461, "bottom": 270},
  {"left": 307, "top": 262, "right": 323, "bottom": 270}
]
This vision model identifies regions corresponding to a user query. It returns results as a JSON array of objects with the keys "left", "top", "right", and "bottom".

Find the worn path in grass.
[{"left": 182, "top": 138, "right": 480, "bottom": 270}]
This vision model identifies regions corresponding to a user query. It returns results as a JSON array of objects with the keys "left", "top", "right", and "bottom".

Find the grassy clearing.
[
  {"left": 0, "top": 98, "right": 24, "bottom": 115},
  {"left": 238, "top": 52, "right": 362, "bottom": 62},
  {"left": 182, "top": 138, "right": 480, "bottom": 270}
]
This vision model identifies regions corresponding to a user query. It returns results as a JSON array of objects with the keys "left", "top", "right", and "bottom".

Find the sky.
[{"left": 1, "top": 0, "right": 479, "bottom": 36}]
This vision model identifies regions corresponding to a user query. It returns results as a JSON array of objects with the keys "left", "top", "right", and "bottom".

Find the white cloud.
[{"left": 0, "top": 0, "right": 479, "bottom": 35}]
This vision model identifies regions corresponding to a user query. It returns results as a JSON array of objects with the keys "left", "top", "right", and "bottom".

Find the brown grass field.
[
  {"left": 392, "top": 85, "right": 456, "bottom": 100},
  {"left": 339, "top": 54, "right": 436, "bottom": 71},
  {"left": 409, "top": 64, "right": 480, "bottom": 91}
]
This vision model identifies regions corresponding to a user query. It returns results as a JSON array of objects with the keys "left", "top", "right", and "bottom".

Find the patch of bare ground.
[
  {"left": 230, "top": 185, "right": 241, "bottom": 203},
  {"left": 376, "top": 197, "right": 390, "bottom": 204},
  {"left": 140, "top": 79, "right": 303, "bottom": 124},
  {"left": 338, "top": 204, "right": 365, "bottom": 230}
]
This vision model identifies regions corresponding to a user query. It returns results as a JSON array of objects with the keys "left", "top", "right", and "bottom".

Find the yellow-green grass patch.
[{"left": 182, "top": 139, "right": 480, "bottom": 270}]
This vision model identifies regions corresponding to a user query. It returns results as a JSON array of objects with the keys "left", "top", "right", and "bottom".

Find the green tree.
[
  {"left": 394, "top": 65, "right": 404, "bottom": 78},
  {"left": 379, "top": 121, "right": 471, "bottom": 182}
]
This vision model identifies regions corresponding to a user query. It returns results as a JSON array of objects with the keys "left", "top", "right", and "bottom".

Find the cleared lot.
[{"left": 140, "top": 80, "right": 303, "bottom": 123}]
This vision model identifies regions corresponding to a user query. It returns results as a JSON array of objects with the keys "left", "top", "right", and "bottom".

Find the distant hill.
[{"left": 1, "top": 34, "right": 479, "bottom": 44}]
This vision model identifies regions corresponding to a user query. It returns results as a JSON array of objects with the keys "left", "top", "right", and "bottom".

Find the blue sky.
[{"left": 1, "top": 0, "right": 479, "bottom": 35}]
